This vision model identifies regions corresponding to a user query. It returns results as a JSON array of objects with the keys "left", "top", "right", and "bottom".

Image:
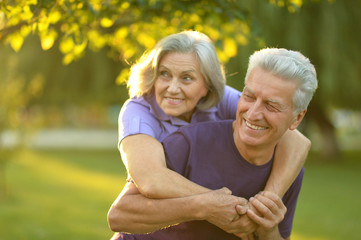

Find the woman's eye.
[
  {"left": 183, "top": 75, "right": 193, "bottom": 81},
  {"left": 160, "top": 71, "right": 170, "bottom": 77}
]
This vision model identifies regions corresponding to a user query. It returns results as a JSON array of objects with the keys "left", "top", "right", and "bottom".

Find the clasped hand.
[{"left": 202, "top": 188, "right": 287, "bottom": 239}]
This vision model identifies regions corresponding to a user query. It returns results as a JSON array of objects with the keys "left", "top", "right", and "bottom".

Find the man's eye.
[
  {"left": 266, "top": 104, "right": 279, "bottom": 112},
  {"left": 243, "top": 94, "right": 254, "bottom": 101}
]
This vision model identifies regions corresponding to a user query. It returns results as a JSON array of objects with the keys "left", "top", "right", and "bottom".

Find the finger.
[
  {"left": 250, "top": 197, "right": 272, "bottom": 218},
  {"left": 246, "top": 207, "right": 264, "bottom": 225},
  {"left": 259, "top": 192, "right": 287, "bottom": 214},
  {"left": 237, "top": 197, "right": 249, "bottom": 206},
  {"left": 236, "top": 204, "right": 248, "bottom": 215},
  {"left": 255, "top": 194, "right": 279, "bottom": 215}
]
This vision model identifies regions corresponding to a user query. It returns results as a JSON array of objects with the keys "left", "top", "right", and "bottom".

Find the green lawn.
[
  {"left": 0, "top": 149, "right": 127, "bottom": 240},
  {"left": 0, "top": 149, "right": 360, "bottom": 240}
]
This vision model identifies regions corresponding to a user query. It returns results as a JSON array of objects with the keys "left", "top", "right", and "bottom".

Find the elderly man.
[{"left": 108, "top": 48, "right": 318, "bottom": 240}]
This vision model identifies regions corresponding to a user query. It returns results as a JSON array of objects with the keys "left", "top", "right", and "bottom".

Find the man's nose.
[
  {"left": 247, "top": 100, "right": 263, "bottom": 120},
  {"left": 167, "top": 78, "right": 181, "bottom": 93}
]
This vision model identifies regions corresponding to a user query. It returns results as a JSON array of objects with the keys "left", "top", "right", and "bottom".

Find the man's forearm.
[{"left": 265, "top": 129, "right": 310, "bottom": 197}]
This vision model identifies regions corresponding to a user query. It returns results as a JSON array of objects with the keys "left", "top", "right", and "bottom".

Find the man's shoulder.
[{"left": 179, "top": 119, "right": 233, "bottom": 136}]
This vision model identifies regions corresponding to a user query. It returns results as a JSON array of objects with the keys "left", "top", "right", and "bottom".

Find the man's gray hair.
[
  {"left": 245, "top": 48, "right": 318, "bottom": 114},
  {"left": 127, "top": 30, "right": 225, "bottom": 110}
]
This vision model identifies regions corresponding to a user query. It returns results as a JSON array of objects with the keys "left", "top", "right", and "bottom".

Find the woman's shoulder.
[
  {"left": 119, "top": 96, "right": 158, "bottom": 124},
  {"left": 224, "top": 85, "right": 242, "bottom": 97},
  {"left": 120, "top": 96, "right": 152, "bottom": 113}
]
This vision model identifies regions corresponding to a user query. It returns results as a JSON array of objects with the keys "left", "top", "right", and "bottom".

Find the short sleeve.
[
  {"left": 162, "top": 131, "right": 191, "bottom": 176},
  {"left": 217, "top": 85, "right": 242, "bottom": 120},
  {"left": 118, "top": 99, "right": 162, "bottom": 147},
  {"left": 278, "top": 167, "right": 305, "bottom": 238}
]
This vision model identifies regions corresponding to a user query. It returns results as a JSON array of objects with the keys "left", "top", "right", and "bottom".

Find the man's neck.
[{"left": 232, "top": 122, "right": 276, "bottom": 166}]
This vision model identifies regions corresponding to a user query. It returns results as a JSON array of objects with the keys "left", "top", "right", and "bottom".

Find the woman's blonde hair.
[{"left": 127, "top": 30, "right": 226, "bottom": 110}]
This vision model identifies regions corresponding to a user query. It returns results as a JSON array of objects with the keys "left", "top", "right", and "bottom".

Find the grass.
[
  {"left": 0, "top": 149, "right": 360, "bottom": 240},
  {"left": 292, "top": 151, "right": 361, "bottom": 240},
  {"left": 0, "top": 149, "right": 127, "bottom": 240}
]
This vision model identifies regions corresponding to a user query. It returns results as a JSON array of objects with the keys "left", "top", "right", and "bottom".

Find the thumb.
[{"left": 236, "top": 204, "right": 248, "bottom": 215}]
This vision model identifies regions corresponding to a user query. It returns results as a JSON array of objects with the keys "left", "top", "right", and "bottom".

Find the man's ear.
[{"left": 289, "top": 109, "right": 307, "bottom": 130}]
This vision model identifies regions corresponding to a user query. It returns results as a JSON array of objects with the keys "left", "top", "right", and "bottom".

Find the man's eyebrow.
[
  {"left": 266, "top": 98, "right": 282, "bottom": 105},
  {"left": 243, "top": 86, "right": 254, "bottom": 94}
]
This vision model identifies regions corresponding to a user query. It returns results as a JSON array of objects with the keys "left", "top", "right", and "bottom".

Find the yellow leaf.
[
  {"left": 48, "top": 10, "right": 62, "bottom": 24},
  {"left": 73, "top": 40, "right": 87, "bottom": 56},
  {"left": 137, "top": 32, "right": 156, "bottom": 49},
  {"left": 60, "top": 37, "right": 74, "bottom": 54},
  {"left": 100, "top": 18, "right": 114, "bottom": 28},
  {"left": 236, "top": 34, "right": 248, "bottom": 46},
  {"left": 88, "top": 30, "right": 107, "bottom": 50},
  {"left": 121, "top": 2, "right": 130, "bottom": 9},
  {"left": 41, "top": 29, "right": 57, "bottom": 50},
  {"left": 116, "top": 69, "right": 130, "bottom": 85},
  {"left": 290, "top": 0, "right": 303, "bottom": 7},
  {"left": 27, "top": 0, "right": 38, "bottom": 4},
  {"left": 224, "top": 38, "right": 237, "bottom": 58},
  {"left": 38, "top": 19, "right": 49, "bottom": 33},
  {"left": 63, "top": 53, "right": 74, "bottom": 65},
  {"left": 114, "top": 27, "right": 128, "bottom": 39},
  {"left": 8, "top": 33, "right": 24, "bottom": 52},
  {"left": 277, "top": 0, "right": 285, "bottom": 7},
  {"left": 20, "top": 25, "right": 31, "bottom": 37}
]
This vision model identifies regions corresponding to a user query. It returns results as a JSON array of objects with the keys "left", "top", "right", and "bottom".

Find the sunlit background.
[{"left": 0, "top": 0, "right": 360, "bottom": 239}]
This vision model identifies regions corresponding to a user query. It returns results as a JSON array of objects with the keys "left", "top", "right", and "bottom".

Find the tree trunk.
[
  {"left": 307, "top": 101, "right": 341, "bottom": 160},
  {"left": 0, "top": 158, "right": 8, "bottom": 199}
]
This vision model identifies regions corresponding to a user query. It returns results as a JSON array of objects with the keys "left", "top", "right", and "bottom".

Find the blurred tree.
[
  {"left": 1, "top": 0, "right": 359, "bottom": 162},
  {"left": 227, "top": 0, "right": 361, "bottom": 159},
  {"left": 0, "top": 53, "right": 44, "bottom": 197}
]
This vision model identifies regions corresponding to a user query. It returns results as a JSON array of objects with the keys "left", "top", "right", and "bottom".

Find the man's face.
[{"left": 235, "top": 67, "right": 306, "bottom": 148}]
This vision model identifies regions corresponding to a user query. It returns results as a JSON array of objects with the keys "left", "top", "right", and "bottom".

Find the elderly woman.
[{"left": 118, "top": 30, "right": 309, "bottom": 198}]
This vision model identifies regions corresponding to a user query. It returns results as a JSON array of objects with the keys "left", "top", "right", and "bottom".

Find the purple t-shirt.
[
  {"left": 116, "top": 120, "right": 304, "bottom": 240},
  {"left": 118, "top": 85, "right": 241, "bottom": 146}
]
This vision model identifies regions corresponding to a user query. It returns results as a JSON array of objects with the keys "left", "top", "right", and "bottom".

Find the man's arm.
[
  {"left": 265, "top": 129, "right": 310, "bottom": 197},
  {"left": 107, "top": 182, "right": 248, "bottom": 234},
  {"left": 120, "top": 134, "right": 210, "bottom": 198}
]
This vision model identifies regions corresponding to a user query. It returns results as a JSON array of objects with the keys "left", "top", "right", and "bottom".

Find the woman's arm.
[
  {"left": 107, "top": 182, "right": 247, "bottom": 234},
  {"left": 108, "top": 182, "right": 201, "bottom": 233},
  {"left": 264, "top": 129, "right": 311, "bottom": 197},
  {"left": 120, "top": 134, "right": 209, "bottom": 198}
]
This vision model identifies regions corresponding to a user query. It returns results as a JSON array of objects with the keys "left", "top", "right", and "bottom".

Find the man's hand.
[
  {"left": 247, "top": 191, "right": 287, "bottom": 238},
  {"left": 197, "top": 187, "right": 248, "bottom": 227}
]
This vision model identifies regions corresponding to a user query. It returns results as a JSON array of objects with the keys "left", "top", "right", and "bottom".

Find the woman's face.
[{"left": 154, "top": 52, "right": 208, "bottom": 122}]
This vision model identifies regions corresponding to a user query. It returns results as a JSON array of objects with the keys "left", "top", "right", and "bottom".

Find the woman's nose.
[{"left": 167, "top": 78, "right": 181, "bottom": 93}]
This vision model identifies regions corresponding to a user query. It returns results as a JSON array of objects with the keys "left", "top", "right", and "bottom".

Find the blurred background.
[{"left": 0, "top": 0, "right": 360, "bottom": 239}]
